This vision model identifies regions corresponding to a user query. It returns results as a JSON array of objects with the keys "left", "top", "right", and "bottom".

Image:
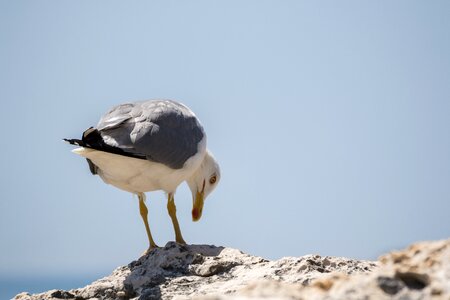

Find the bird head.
[{"left": 186, "top": 150, "right": 221, "bottom": 222}]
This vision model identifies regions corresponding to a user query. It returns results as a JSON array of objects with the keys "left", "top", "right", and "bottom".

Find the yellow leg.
[
  {"left": 138, "top": 192, "right": 158, "bottom": 250},
  {"left": 167, "top": 193, "right": 186, "bottom": 244}
]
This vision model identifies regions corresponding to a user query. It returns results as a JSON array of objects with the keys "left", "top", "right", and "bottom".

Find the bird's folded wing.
[{"left": 96, "top": 100, "right": 205, "bottom": 169}]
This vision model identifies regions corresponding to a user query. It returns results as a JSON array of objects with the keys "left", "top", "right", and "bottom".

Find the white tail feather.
[{"left": 72, "top": 147, "right": 94, "bottom": 157}]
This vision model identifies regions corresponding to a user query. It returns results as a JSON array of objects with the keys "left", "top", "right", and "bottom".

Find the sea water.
[{"left": 0, "top": 275, "right": 101, "bottom": 300}]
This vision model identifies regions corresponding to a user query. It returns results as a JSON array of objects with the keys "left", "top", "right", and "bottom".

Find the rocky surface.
[{"left": 13, "top": 239, "right": 449, "bottom": 300}]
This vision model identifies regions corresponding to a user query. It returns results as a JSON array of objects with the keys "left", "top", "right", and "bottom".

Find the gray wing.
[{"left": 96, "top": 100, "right": 205, "bottom": 169}]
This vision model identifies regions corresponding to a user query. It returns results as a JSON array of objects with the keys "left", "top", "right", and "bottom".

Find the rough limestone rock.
[{"left": 13, "top": 239, "right": 449, "bottom": 300}]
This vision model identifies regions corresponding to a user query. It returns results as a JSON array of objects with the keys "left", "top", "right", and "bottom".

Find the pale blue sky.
[{"left": 1, "top": 0, "right": 449, "bottom": 287}]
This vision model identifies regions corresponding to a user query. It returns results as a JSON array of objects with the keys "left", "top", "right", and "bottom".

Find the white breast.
[{"left": 72, "top": 138, "right": 206, "bottom": 194}]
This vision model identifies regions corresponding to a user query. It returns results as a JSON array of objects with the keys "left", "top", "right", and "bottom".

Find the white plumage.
[{"left": 72, "top": 136, "right": 207, "bottom": 193}]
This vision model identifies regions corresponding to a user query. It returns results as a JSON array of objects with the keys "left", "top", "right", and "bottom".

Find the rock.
[{"left": 13, "top": 239, "right": 449, "bottom": 300}]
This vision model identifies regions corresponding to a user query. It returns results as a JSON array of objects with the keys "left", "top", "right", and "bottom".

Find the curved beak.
[{"left": 192, "top": 189, "right": 204, "bottom": 222}]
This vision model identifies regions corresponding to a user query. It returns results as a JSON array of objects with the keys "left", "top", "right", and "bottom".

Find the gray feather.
[{"left": 96, "top": 100, "right": 205, "bottom": 169}]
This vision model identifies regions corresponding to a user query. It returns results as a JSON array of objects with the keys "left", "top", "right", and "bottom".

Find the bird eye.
[{"left": 209, "top": 175, "right": 217, "bottom": 184}]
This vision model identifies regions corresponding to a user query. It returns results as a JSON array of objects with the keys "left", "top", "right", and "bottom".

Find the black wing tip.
[
  {"left": 64, "top": 127, "right": 97, "bottom": 147},
  {"left": 65, "top": 127, "right": 147, "bottom": 160},
  {"left": 82, "top": 127, "right": 96, "bottom": 139},
  {"left": 63, "top": 138, "right": 85, "bottom": 146}
]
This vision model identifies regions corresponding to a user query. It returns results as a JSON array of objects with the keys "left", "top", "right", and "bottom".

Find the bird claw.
[
  {"left": 176, "top": 239, "right": 187, "bottom": 245},
  {"left": 141, "top": 245, "right": 159, "bottom": 256}
]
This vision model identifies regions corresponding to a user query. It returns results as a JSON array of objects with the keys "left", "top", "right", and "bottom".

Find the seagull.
[{"left": 64, "top": 99, "right": 220, "bottom": 252}]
